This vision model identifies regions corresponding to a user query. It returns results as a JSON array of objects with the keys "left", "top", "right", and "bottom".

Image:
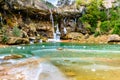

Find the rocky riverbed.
[{"left": 0, "top": 57, "right": 67, "bottom": 80}]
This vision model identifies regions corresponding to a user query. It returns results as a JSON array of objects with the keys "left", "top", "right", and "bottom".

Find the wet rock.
[
  {"left": 57, "top": 47, "right": 63, "bottom": 50},
  {"left": 3, "top": 54, "right": 23, "bottom": 60}
]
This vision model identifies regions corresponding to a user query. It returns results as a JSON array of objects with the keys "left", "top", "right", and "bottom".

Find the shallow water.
[{"left": 0, "top": 42, "right": 120, "bottom": 80}]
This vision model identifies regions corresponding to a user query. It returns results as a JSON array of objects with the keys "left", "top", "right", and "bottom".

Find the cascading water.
[
  {"left": 63, "top": 18, "right": 67, "bottom": 34},
  {"left": 49, "top": 9, "right": 61, "bottom": 42},
  {"left": 63, "top": 27, "right": 67, "bottom": 34},
  {"left": 55, "top": 24, "right": 61, "bottom": 41}
]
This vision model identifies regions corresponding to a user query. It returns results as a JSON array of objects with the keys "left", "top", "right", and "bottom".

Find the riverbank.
[{"left": 0, "top": 34, "right": 119, "bottom": 48}]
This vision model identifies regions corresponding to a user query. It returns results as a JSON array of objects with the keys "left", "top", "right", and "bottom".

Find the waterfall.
[
  {"left": 63, "top": 27, "right": 67, "bottom": 34},
  {"left": 75, "top": 18, "right": 77, "bottom": 24},
  {"left": 63, "top": 18, "right": 67, "bottom": 34},
  {"left": 49, "top": 9, "right": 55, "bottom": 34},
  {"left": 49, "top": 9, "right": 61, "bottom": 42},
  {"left": 55, "top": 24, "right": 61, "bottom": 41}
]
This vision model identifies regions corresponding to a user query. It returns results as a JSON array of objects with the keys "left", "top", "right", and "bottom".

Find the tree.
[{"left": 79, "top": 0, "right": 104, "bottom": 32}]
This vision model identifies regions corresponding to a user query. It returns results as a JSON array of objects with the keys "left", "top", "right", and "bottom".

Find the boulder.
[
  {"left": 107, "top": 34, "right": 120, "bottom": 43},
  {"left": 65, "top": 32, "right": 84, "bottom": 40},
  {"left": 3, "top": 54, "right": 23, "bottom": 60}
]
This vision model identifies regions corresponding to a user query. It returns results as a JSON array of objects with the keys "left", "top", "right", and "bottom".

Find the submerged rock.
[
  {"left": 3, "top": 54, "right": 23, "bottom": 60},
  {"left": 57, "top": 47, "right": 63, "bottom": 50}
]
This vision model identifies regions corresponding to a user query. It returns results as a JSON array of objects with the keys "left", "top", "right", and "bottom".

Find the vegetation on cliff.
[{"left": 76, "top": 0, "right": 120, "bottom": 36}]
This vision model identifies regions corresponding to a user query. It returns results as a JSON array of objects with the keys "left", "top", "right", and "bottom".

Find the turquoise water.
[
  {"left": 0, "top": 43, "right": 120, "bottom": 57},
  {"left": 0, "top": 42, "right": 120, "bottom": 80}
]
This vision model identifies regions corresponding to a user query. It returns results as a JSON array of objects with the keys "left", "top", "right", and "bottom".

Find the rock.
[
  {"left": 65, "top": 32, "right": 84, "bottom": 40},
  {"left": 22, "top": 30, "right": 29, "bottom": 38},
  {"left": 66, "top": 71, "right": 76, "bottom": 77},
  {"left": 0, "top": 0, "right": 49, "bottom": 16},
  {"left": 108, "top": 34, "right": 120, "bottom": 43},
  {"left": 7, "top": 37, "right": 29, "bottom": 45},
  {"left": 0, "top": 35, "right": 3, "bottom": 42},
  {"left": 3, "top": 54, "right": 23, "bottom": 60},
  {"left": 57, "top": 47, "right": 63, "bottom": 50},
  {"left": 84, "top": 34, "right": 89, "bottom": 39},
  {"left": 29, "top": 37, "right": 35, "bottom": 40}
]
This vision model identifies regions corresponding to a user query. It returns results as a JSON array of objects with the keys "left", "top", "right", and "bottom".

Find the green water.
[
  {"left": 0, "top": 42, "right": 120, "bottom": 80},
  {"left": 0, "top": 42, "right": 120, "bottom": 55}
]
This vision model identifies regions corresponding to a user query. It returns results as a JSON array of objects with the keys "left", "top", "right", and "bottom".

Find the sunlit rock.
[
  {"left": 108, "top": 34, "right": 120, "bottom": 43},
  {"left": 57, "top": 47, "right": 63, "bottom": 50},
  {"left": 3, "top": 54, "right": 23, "bottom": 60},
  {"left": 7, "top": 37, "right": 29, "bottom": 45}
]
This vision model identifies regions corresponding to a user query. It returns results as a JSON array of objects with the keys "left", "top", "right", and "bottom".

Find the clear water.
[{"left": 0, "top": 42, "right": 120, "bottom": 80}]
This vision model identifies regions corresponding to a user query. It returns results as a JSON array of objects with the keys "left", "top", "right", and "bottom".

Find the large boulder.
[
  {"left": 107, "top": 34, "right": 120, "bottom": 43},
  {"left": 64, "top": 32, "right": 84, "bottom": 40}
]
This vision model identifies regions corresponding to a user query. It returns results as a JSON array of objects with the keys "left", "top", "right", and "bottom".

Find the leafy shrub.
[
  {"left": 2, "top": 34, "right": 9, "bottom": 44},
  {"left": 112, "top": 22, "right": 120, "bottom": 35},
  {"left": 100, "top": 21, "right": 111, "bottom": 34},
  {"left": 12, "top": 26, "right": 21, "bottom": 37},
  {"left": 94, "top": 31, "right": 100, "bottom": 37},
  {"left": 109, "top": 7, "right": 120, "bottom": 20}
]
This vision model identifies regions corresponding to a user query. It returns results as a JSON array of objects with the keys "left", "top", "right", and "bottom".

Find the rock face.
[
  {"left": 0, "top": 0, "right": 55, "bottom": 44},
  {"left": 0, "top": 0, "right": 86, "bottom": 44},
  {"left": 0, "top": 0, "right": 49, "bottom": 16},
  {"left": 7, "top": 37, "right": 29, "bottom": 45},
  {"left": 65, "top": 32, "right": 84, "bottom": 40}
]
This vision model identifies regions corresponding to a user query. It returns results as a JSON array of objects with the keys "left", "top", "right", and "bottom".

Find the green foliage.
[
  {"left": 110, "top": 8, "right": 120, "bottom": 20},
  {"left": 83, "top": 22, "right": 92, "bottom": 33},
  {"left": 76, "top": 0, "right": 88, "bottom": 6},
  {"left": 77, "top": 0, "right": 120, "bottom": 36},
  {"left": 99, "top": 10, "right": 107, "bottom": 21},
  {"left": 2, "top": 34, "right": 9, "bottom": 44},
  {"left": 94, "top": 31, "right": 100, "bottom": 37},
  {"left": 12, "top": 26, "right": 21, "bottom": 37},
  {"left": 112, "top": 21, "right": 120, "bottom": 35},
  {"left": 45, "top": 1, "right": 55, "bottom": 8},
  {"left": 100, "top": 21, "right": 111, "bottom": 34},
  {"left": 79, "top": 0, "right": 104, "bottom": 33}
]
